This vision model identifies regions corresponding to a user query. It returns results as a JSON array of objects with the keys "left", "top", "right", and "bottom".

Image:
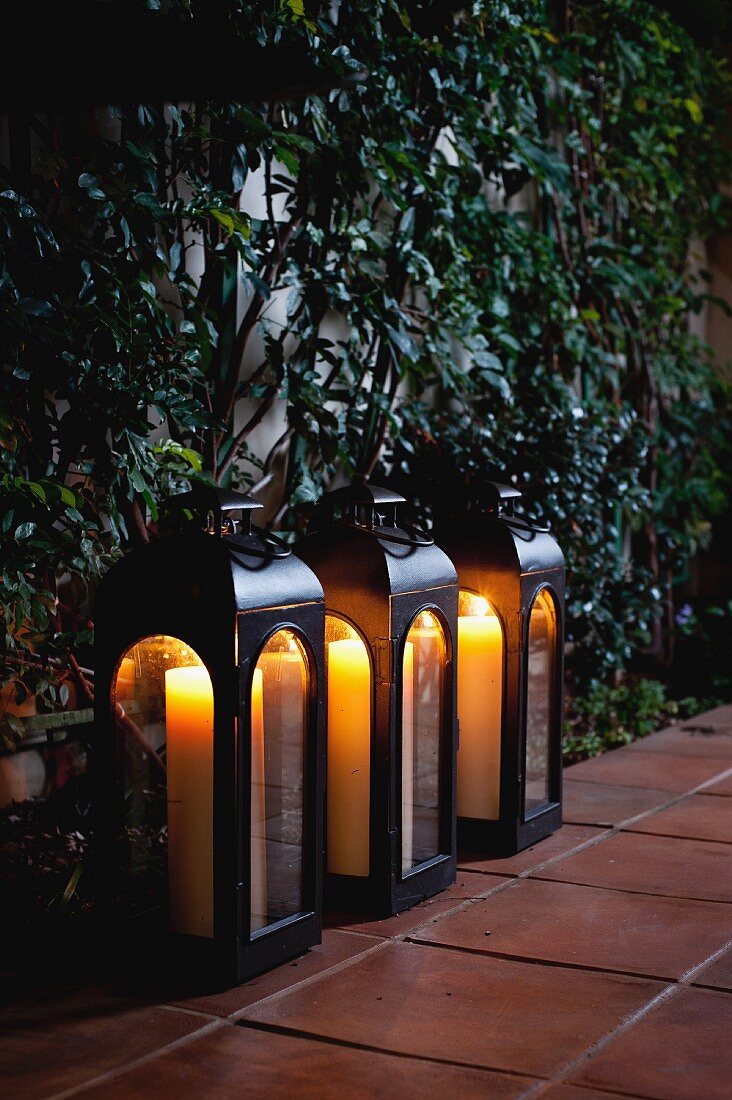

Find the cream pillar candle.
[
  {"left": 250, "top": 667, "right": 268, "bottom": 932},
  {"left": 401, "top": 641, "right": 415, "bottom": 874},
  {"left": 115, "top": 656, "right": 136, "bottom": 701},
  {"left": 164, "top": 664, "right": 214, "bottom": 937},
  {"left": 457, "top": 609, "right": 503, "bottom": 820},
  {"left": 327, "top": 638, "right": 370, "bottom": 876}
]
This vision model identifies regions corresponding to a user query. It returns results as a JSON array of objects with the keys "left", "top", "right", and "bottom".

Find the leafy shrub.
[
  {"left": 563, "top": 677, "right": 677, "bottom": 764},
  {"left": 1, "top": 0, "right": 730, "bottom": 749}
]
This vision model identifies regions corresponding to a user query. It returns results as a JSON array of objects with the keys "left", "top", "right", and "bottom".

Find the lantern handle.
[
  {"left": 476, "top": 481, "right": 551, "bottom": 535},
  {"left": 234, "top": 525, "right": 292, "bottom": 560},
  {"left": 166, "top": 485, "right": 264, "bottom": 537},
  {"left": 316, "top": 480, "right": 434, "bottom": 547},
  {"left": 335, "top": 519, "right": 434, "bottom": 548}
]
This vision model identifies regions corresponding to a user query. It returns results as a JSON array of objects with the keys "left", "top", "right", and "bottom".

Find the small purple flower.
[{"left": 675, "top": 603, "right": 693, "bottom": 627}]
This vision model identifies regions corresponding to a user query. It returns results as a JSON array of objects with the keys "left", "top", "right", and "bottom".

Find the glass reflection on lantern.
[
  {"left": 401, "top": 611, "right": 445, "bottom": 874},
  {"left": 250, "top": 629, "right": 309, "bottom": 933},
  {"left": 113, "top": 635, "right": 214, "bottom": 937},
  {"left": 524, "top": 591, "right": 556, "bottom": 815}
]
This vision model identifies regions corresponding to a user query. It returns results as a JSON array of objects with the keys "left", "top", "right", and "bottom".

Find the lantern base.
[
  {"left": 97, "top": 906, "right": 322, "bottom": 993},
  {"left": 458, "top": 802, "right": 561, "bottom": 857},
  {"left": 325, "top": 853, "right": 457, "bottom": 918}
]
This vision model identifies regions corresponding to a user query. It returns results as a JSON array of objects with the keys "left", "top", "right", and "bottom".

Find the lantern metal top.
[
  {"left": 167, "top": 484, "right": 290, "bottom": 559},
  {"left": 479, "top": 481, "right": 523, "bottom": 517},
  {"left": 298, "top": 480, "right": 456, "bottom": 602},
  {"left": 317, "top": 481, "right": 433, "bottom": 548},
  {"left": 434, "top": 478, "right": 563, "bottom": 575},
  {"left": 95, "top": 485, "right": 323, "bottom": 626}
]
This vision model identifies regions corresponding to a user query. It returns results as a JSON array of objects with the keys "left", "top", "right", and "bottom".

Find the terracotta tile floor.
[{"left": 2, "top": 710, "right": 732, "bottom": 1099}]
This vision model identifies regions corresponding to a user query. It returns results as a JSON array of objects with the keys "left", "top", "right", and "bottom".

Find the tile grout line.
[
  {"left": 402, "top": 937, "right": 722, "bottom": 986},
  {"left": 43, "top": 749, "right": 732, "bottom": 1097},
  {"left": 44, "top": 1018, "right": 228, "bottom": 1100},
  {"left": 520, "top": 876, "right": 732, "bottom": 906},
  {"left": 235, "top": 1018, "right": 543, "bottom": 1082},
  {"left": 229, "top": 935, "right": 395, "bottom": 1022},
  {"left": 228, "top": 759, "right": 732, "bottom": 1021},
  {"left": 614, "top": 826, "right": 732, "bottom": 845},
  {"left": 562, "top": 762, "right": 732, "bottom": 795},
  {"left": 512, "top": 936, "right": 732, "bottom": 1100}
]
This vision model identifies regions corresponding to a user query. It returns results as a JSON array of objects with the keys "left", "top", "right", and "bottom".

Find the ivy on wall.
[{"left": 1, "top": 0, "right": 730, "bottom": 744}]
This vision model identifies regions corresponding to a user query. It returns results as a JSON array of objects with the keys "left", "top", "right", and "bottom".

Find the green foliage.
[
  {"left": 563, "top": 677, "right": 677, "bottom": 763},
  {"left": 1, "top": 0, "right": 731, "bottom": 746}
]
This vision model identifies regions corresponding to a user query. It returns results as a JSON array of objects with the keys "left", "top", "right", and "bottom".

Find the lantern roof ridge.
[
  {"left": 172, "top": 484, "right": 264, "bottom": 515},
  {"left": 326, "top": 482, "right": 406, "bottom": 508}
]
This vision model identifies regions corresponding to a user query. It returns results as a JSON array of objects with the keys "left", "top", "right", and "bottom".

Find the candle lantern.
[
  {"left": 434, "top": 482, "right": 565, "bottom": 855},
  {"left": 94, "top": 486, "right": 325, "bottom": 985},
  {"left": 296, "top": 482, "right": 458, "bottom": 917}
]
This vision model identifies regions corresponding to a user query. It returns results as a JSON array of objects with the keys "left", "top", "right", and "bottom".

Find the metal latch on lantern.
[{"left": 373, "top": 637, "right": 393, "bottom": 685}]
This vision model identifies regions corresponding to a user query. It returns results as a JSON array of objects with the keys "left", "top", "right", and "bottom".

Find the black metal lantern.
[
  {"left": 94, "top": 487, "right": 325, "bottom": 986},
  {"left": 295, "top": 483, "right": 458, "bottom": 917},
  {"left": 434, "top": 482, "right": 565, "bottom": 856}
]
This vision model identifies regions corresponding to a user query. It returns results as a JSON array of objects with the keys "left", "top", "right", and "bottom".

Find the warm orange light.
[
  {"left": 164, "top": 661, "right": 214, "bottom": 937},
  {"left": 459, "top": 591, "right": 490, "bottom": 618},
  {"left": 327, "top": 632, "right": 371, "bottom": 876},
  {"left": 249, "top": 667, "right": 267, "bottom": 931},
  {"left": 457, "top": 591, "right": 503, "bottom": 820}
]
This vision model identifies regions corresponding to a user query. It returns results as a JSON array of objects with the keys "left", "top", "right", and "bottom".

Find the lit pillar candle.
[
  {"left": 457, "top": 607, "right": 503, "bottom": 820},
  {"left": 164, "top": 664, "right": 214, "bottom": 937},
  {"left": 115, "top": 656, "right": 136, "bottom": 701},
  {"left": 250, "top": 667, "right": 268, "bottom": 931},
  {"left": 327, "top": 638, "right": 370, "bottom": 876},
  {"left": 401, "top": 641, "right": 414, "bottom": 874}
]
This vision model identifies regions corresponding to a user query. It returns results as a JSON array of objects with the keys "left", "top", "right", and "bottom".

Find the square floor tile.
[
  {"left": 326, "top": 872, "right": 505, "bottom": 938},
  {"left": 624, "top": 793, "right": 732, "bottom": 845},
  {"left": 571, "top": 987, "right": 732, "bottom": 1100},
  {"left": 686, "top": 705, "right": 732, "bottom": 730},
  {"left": 81, "top": 1025, "right": 535, "bottom": 1100},
  {"left": 413, "top": 878, "right": 732, "bottom": 980},
  {"left": 534, "top": 831, "right": 732, "bottom": 902},
  {"left": 241, "top": 941, "right": 662, "bottom": 1077},
  {"left": 562, "top": 779, "right": 671, "bottom": 827},
  {"left": 624, "top": 725, "right": 732, "bottom": 758},
  {"left": 565, "top": 750, "right": 732, "bottom": 793},
  {"left": 0, "top": 986, "right": 207, "bottom": 1100},
  {"left": 458, "top": 825, "right": 603, "bottom": 877},
  {"left": 693, "top": 948, "right": 732, "bottom": 992},
  {"left": 168, "top": 929, "right": 384, "bottom": 1017}
]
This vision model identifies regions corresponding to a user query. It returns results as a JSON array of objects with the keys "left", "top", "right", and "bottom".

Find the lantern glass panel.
[
  {"left": 251, "top": 629, "right": 309, "bottom": 934},
  {"left": 324, "top": 615, "right": 371, "bottom": 877},
  {"left": 401, "top": 611, "right": 445, "bottom": 874},
  {"left": 525, "top": 590, "right": 557, "bottom": 815},
  {"left": 113, "top": 635, "right": 214, "bottom": 938},
  {"left": 457, "top": 590, "right": 503, "bottom": 822}
]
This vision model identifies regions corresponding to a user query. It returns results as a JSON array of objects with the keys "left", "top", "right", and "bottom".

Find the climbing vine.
[{"left": 1, "top": 0, "right": 730, "bottom": 744}]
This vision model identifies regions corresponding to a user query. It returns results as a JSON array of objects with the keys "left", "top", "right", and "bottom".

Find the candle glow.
[
  {"left": 457, "top": 591, "right": 503, "bottom": 821},
  {"left": 326, "top": 627, "right": 371, "bottom": 877}
]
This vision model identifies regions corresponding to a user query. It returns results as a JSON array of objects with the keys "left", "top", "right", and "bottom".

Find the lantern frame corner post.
[
  {"left": 435, "top": 481, "right": 566, "bottom": 857},
  {"left": 234, "top": 600, "right": 326, "bottom": 983},
  {"left": 296, "top": 482, "right": 459, "bottom": 918}
]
